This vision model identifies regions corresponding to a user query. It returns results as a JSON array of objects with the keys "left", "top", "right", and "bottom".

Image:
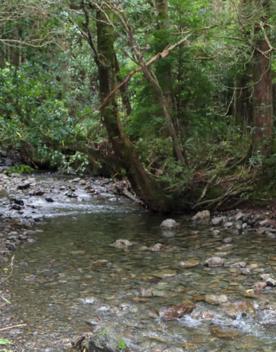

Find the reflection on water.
[{"left": 9, "top": 211, "right": 276, "bottom": 351}]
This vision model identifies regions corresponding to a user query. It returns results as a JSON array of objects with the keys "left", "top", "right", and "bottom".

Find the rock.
[
  {"left": 267, "top": 232, "right": 276, "bottom": 239},
  {"left": 254, "top": 281, "right": 267, "bottom": 293},
  {"left": 223, "top": 237, "right": 233, "bottom": 244},
  {"left": 86, "top": 330, "right": 121, "bottom": 352},
  {"left": 152, "top": 269, "right": 177, "bottom": 279},
  {"left": 192, "top": 210, "right": 210, "bottom": 223},
  {"left": 179, "top": 259, "right": 200, "bottom": 269},
  {"left": 160, "top": 302, "right": 195, "bottom": 320},
  {"left": 204, "top": 256, "right": 224, "bottom": 268},
  {"left": 191, "top": 310, "right": 214, "bottom": 320},
  {"left": 224, "top": 221, "right": 233, "bottom": 228},
  {"left": 230, "top": 261, "right": 247, "bottom": 268},
  {"left": 211, "top": 216, "right": 224, "bottom": 226},
  {"left": 260, "top": 273, "right": 276, "bottom": 286},
  {"left": 210, "top": 325, "right": 241, "bottom": 340},
  {"left": 17, "top": 182, "right": 31, "bottom": 190},
  {"left": 45, "top": 197, "right": 54, "bottom": 203},
  {"left": 160, "top": 219, "right": 179, "bottom": 229},
  {"left": 205, "top": 294, "right": 228, "bottom": 305},
  {"left": 243, "top": 289, "right": 256, "bottom": 298},
  {"left": 149, "top": 243, "right": 163, "bottom": 252},
  {"left": 259, "top": 219, "right": 270, "bottom": 227},
  {"left": 11, "top": 198, "right": 24, "bottom": 206},
  {"left": 80, "top": 297, "right": 96, "bottom": 305},
  {"left": 222, "top": 301, "right": 255, "bottom": 319},
  {"left": 65, "top": 191, "right": 77, "bottom": 198},
  {"left": 266, "top": 278, "right": 276, "bottom": 287},
  {"left": 30, "top": 190, "right": 44, "bottom": 196},
  {"left": 10, "top": 204, "right": 22, "bottom": 211},
  {"left": 235, "top": 212, "right": 245, "bottom": 221},
  {"left": 110, "top": 239, "right": 134, "bottom": 249}
]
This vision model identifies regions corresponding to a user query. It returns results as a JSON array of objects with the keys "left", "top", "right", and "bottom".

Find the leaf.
[{"left": 0, "top": 339, "right": 11, "bottom": 346}]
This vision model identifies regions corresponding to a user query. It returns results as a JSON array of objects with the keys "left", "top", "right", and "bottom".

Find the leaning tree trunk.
[
  {"left": 95, "top": 7, "right": 174, "bottom": 212},
  {"left": 252, "top": 0, "right": 273, "bottom": 155}
]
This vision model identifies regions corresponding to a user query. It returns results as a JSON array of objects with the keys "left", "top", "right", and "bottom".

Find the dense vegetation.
[{"left": 0, "top": 0, "right": 275, "bottom": 211}]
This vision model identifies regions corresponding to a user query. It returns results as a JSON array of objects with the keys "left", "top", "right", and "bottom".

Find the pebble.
[
  {"left": 205, "top": 256, "right": 224, "bottom": 268},
  {"left": 205, "top": 294, "right": 228, "bottom": 305}
]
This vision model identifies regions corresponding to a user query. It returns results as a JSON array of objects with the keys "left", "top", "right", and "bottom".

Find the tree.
[{"left": 94, "top": 3, "right": 174, "bottom": 211}]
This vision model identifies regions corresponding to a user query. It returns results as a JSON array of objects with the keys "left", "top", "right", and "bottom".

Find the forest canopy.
[{"left": 0, "top": 0, "right": 275, "bottom": 211}]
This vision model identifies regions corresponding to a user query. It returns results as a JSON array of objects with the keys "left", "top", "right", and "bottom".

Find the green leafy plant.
[
  {"left": 117, "top": 338, "right": 127, "bottom": 351},
  {"left": 5, "top": 164, "right": 34, "bottom": 175}
]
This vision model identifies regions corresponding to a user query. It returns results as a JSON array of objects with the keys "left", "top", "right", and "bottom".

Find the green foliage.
[
  {"left": 117, "top": 338, "right": 127, "bottom": 351},
  {"left": 0, "top": 0, "right": 274, "bottom": 206},
  {"left": 5, "top": 164, "right": 34, "bottom": 175},
  {"left": 0, "top": 339, "right": 11, "bottom": 346}
]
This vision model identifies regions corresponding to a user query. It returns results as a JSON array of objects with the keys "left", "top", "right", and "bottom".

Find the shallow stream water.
[{"left": 6, "top": 203, "right": 276, "bottom": 351}]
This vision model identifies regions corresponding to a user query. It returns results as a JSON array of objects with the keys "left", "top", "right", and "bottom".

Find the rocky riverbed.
[{"left": 0, "top": 170, "right": 276, "bottom": 351}]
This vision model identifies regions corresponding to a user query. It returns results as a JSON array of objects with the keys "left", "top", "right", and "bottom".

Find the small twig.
[
  {"left": 0, "top": 296, "right": 11, "bottom": 305},
  {"left": 0, "top": 324, "right": 26, "bottom": 332}
]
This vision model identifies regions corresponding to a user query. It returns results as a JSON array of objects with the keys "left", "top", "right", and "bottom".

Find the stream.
[{"left": 1, "top": 176, "right": 276, "bottom": 351}]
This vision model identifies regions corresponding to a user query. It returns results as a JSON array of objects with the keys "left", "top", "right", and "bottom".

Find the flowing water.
[{"left": 6, "top": 202, "right": 276, "bottom": 351}]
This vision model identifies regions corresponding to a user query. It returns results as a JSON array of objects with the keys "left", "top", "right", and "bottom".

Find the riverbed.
[{"left": 1, "top": 174, "right": 276, "bottom": 351}]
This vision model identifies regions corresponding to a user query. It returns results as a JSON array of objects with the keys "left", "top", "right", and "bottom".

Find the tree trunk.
[
  {"left": 252, "top": 0, "right": 273, "bottom": 155},
  {"left": 152, "top": 0, "right": 187, "bottom": 164},
  {"left": 95, "top": 7, "right": 173, "bottom": 211}
]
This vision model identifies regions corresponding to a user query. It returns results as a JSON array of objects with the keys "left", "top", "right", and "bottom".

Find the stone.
[
  {"left": 210, "top": 325, "right": 241, "bottom": 340},
  {"left": 223, "top": 237, "right": 233, "bottom": 244},
  {"left": 160, "top": 219, "right": 179, "bottom": 229},
  {"left": 230, "top": 261, "right": 247, "bottom": 268},
  {"left": 254, "top": 281, "right": 267, "bottom": 293},
  {"left": 204, "top": 256, "right": 224, "bottom": 268},
  {"left": 260, "top": 273, "right": 276, "bottom": 286},
  {"left": 192, "top": 210, "right": 210, "bottom": 223},
  {"left": 222, "top": 301, "right": 255, "bottom": 319},
  {"left": 179, "top": 259, "right": 200, "bottom": 269},
  {"left": 152, "top": 269, "right": 177, "bottom": 279},
  {"left": 235, "top": 212, "right": 245, "bottom": 221},
  {"left": 160, "top": 302, "right": 195, "bottom": 321},
  {"left": 266, "top": 278, "right": 276, "bottom": 287},
  {"left": 211, "top": 217, "right": 224, "bottom": 226},
  {"left": 243, "top": 289, "right": 256, "bottom": 298},
  {"left": 205, "top": 294, "right": 228, "bottom": 305},
  {"left": 17, "top": 182, "right": 31, "bottom": 190},
  {"left": 11, "top": 198, "right": 24, "bottom": 206},
  {"left": 149, "top": 243, "right": 163, "bottom": 252},
  {"left": 111, "top": 239, "right": 134, "bottom": 249}
]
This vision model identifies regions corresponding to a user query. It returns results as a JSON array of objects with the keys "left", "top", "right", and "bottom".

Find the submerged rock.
[
  {"left": 110, "top": 239, "right": 134, "bottom": 249},
  {"left": 204, "top": 256, "right": 224, "bottom": 268},
  {"left": 160, "top": 219, "right": 179, "bottom": 229},
  {"left": 205, "top": 294, "right": 228, "bottom": 305},
  {"left": 160, "top": 302, "right": 195, "bottom": 321},
  {"left": 179, "top": 259, "right": 200, "bottom": 269},
  {"left": 149, "top": 243, "right": 164, "bottom": 252},
  {"left": 210, "top": 325, "right": 241, "bottom": 340},
  {"left": 222, "top": 301, "right": 255, "bottom": 319}
]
